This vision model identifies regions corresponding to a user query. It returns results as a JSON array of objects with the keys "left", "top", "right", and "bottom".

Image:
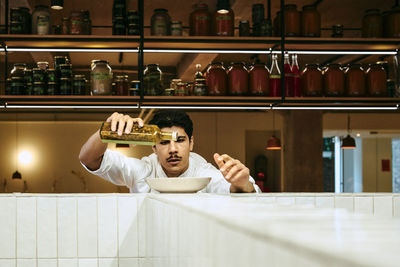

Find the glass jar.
[
  {"left": 114, "top": 75, "right": 129, "bottom": 95},
  {"left": 301, "top": 5, "right": 321, "bottom": 37},
  {"left": 193, "top": 79, "right": 208, "bottom": 96},
  {"left": 91, "top": 60, "right": 113, "bottom": 95},
  {"left": 206, "top": 62, "right": 227, "bottom": 96},
  {"left": 323, "top": 63, "right": 345, "bottom": 96},
  {"left": 171, "top": 21, "right": 183, "bottom": 36},
  {"left": 59, "top": 64, "right": 72, "bottom": 79},
  {"left": 284, "top": 4, "right": 300, "bottom": 36},
  {"left": 82, "top": 10, "right": 91, "bottom": 35},
  {"left": 130, "top": 80, "right": 140, "bottom": 96},
  {"left": 249, "top": 62, "right": 270, "bottom": 96},
  {"left": 228, "top": 62, "right": 248, "bottom": 96},
  {"left": 332, "top": 24, "right": 344, "bottom": 37},
  {"left": 143, "top": 64, "right": 163, "bottom": 95},
  {"left": 47, "top": 82, "right": 57, "bottom": 95},
  {"left": 32, "top": 5, "right": 50, "bottom": 34},
  {"left": 32, "top": 82, "right": 46, "bottom": 95},
  {"left": 24, "top": 68, "right": 33, "bottom": 86},
  {"left": 113, "top": 16, "right": 126, "bottom": 35},
  {"left": 32, "top": 68, "right": 46, "bottom": 83},
  {"left": 151, "top": 8, "right": 171, "bottom": 36},
  {"left": 345, "top": 64, "right": 366, "bottom": 96},
  {"left": 20, "top": 7, "right": 31, "bottom": 34},
  {"left": 62, "top": 17, "right": 70, "bottom": 34},
  {"left": 10, "top": 63, "right": 26, "bottom": 95},
  {"left": 10, "top": 21, "right": 24, "bottom": 34},
  {"left": 37, "top": 61, "right": 49, "bottom": 71},
  {"left": 385, "top": 6, "right": 400, "bottom": 37},
  {"left": 175, "top": 82, "right": 187, "bottom": 96},
  {"left": 37, "top": 15, "right": 50, "bottom": 35},
  {"left": 239, "top": 20, "right": 250, "bottom": 36},
  {"left": 73, "top": 74, "right": 87, "bottom": 95},
  {"left": 47, "top": 69, "right": 56, "bottom": 83},
  {"left": 59, "top": 78, "right": 72, "bottom": 95},
  {"left": 301, "top": 64, "right": 323, "bottom": 96},
  {"left": 70, "top": 11, "right": 84, "bottom": 35},
  {"left": 127, "top": 10, "right": 140, "bottom": 24},
  {"left": 213, "top": 5, "right": 234, "bottom": 36},
  {"left": 189, "top": 3, "right": 211, "bottom": 36},
  {"left": 366, "top": 63, "right": 387, "bottom": 96},
  {"left": 362, "top": 9, "right": 383, "bottom": 38}
]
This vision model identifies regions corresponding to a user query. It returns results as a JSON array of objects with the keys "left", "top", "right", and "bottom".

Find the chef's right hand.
[{"left": 106, "top": 112, "right": 144, "bottom": 136}]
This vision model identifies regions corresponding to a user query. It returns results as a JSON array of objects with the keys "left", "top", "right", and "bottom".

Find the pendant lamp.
[
  {"left": 217, "top": 0, "right": 230, "bottom": 14},
  {"left": 51, "top": 0, "right": 64, "bottom": 10},
  {"left": 12, "top": 117, "right": 22, "bottom": 179},
  {"left": 266, "top": 111, "right": 281, "bottom": 150},
  {"left": 341, "top": 114, "right": 356, "bottom": 149}
]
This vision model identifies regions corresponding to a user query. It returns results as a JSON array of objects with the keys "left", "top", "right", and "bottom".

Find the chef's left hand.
[{"left": 214, "top": 153, "right": 256, "bottom": 193}]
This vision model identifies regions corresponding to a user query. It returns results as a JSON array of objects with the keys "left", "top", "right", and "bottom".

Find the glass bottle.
[
  {"left": 301, "top": 5, "right": 321, "bottom": 37},
  {"left": 206, "top": 62, "right": 227, "bottom": 96},
  {"left": 269, "top": 54, "right": 281, "bottom": 97},
  {"left": 213, "top": 0, "right": 234, "bottom": 36},
  {"left": 143, "top": 64, "right": 163, "bottom": 96},
  {"left": 194, "top": 64, "right": 204, "bottom": 80},
  {"left": 291, "top": 54, "right": 301, "bottom": 97},
  {"left": 249, "top": 62, "right": 269, "bottom": 96},
  {"left": 345, "top": 64, "right": 366, "bottom": 96},
  {"left": 190, "top": 3, "right": 211, "bottom": 36},
  {"left": 151, "top": 8, "right": 171, "bottom": 36},
  {"left": 228, "top": 62, "right": 248, "bottom": 95},
  {"left": 100, "top": 122, "right": 178, "bottom": 146},
  {"left": 91, "top": 60, "right": 113, "bottom": 95},
  {"left": 301, "top": 64, "right": 323, "bottom": 96},
  {"left": 284, "top": 52, "right": 293, "bottom": 97}
]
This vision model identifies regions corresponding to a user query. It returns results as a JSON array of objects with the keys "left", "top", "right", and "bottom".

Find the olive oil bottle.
[{"left": 100, "top": 122, "right": 178, "bottom": 145}]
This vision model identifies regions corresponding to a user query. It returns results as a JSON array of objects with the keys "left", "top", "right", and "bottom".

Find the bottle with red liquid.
[
  {"left": 284, "top": 52, "right": 294, "bottom": 97},
  {"left": 291, "top": 54, "right": 302, "bottom": 97},
  {"left": 269, "top": 54, "right": 281, "bottom": 96}
]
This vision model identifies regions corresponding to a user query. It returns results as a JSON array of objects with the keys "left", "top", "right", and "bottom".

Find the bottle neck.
[{"left": 270, "top": 56, "right": 280, "bottom": 75}]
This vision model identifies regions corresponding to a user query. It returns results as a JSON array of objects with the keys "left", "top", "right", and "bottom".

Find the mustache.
[{"left": 167, "top": 155, "right": 182, "bottom": 161}]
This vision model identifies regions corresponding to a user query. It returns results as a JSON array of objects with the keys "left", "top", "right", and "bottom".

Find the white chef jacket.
[{"left": 81, "top": 149, "right": 260, "bottom": 194}]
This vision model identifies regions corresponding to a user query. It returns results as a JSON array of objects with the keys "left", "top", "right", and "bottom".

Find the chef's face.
[{"left": 152, "top": 126, "right": 193, "bottom": 177}]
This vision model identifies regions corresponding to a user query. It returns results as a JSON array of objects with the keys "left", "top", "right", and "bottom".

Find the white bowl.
[{"left": 145, "top": 177, "right": 211, "bottom": 193}]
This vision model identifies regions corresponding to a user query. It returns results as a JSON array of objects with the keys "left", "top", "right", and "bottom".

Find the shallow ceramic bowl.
[{"left": 145, "top": 177, "right": 211, "bottom": 193}]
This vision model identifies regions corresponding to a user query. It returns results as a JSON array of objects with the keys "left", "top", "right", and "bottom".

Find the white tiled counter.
[{"left": 0, "top": 193, "right": 399, "bottom": 267}]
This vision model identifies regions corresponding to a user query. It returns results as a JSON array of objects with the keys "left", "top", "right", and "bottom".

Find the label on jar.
[
  {"left": 91, "top": 73, "right": 112, "bottom": 80},
  {"left": 195, "top": 15, "right": 209, "bottom": 21},
  {"left": 153, "top": 18, "right": 168, "bottom": 35}
]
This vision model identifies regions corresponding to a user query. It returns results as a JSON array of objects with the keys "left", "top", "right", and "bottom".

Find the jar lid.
[
  {"left": 154, "top": 8, "right": 168, "bottom": 12},
  {"left": 60, "top": 63, "right": 72, "bottom": 67},
  {"left": 33, "top": 81, "right": 46, "bottom": 84},
  {"left": 14, "top": 63, "right": 26, "bottom": 67},
  {"left": 74, "top": 74, "right": 85, "bottom": 78},
  {"left": 131, "top": 80, "right": 140, "bottom": 83},
  {"left": 60, "top": 77, "right": 71, "bottom": 80},
  {"left": 94, "top": 60, "right": 109, "bottom": 64},
  {"left": 177, "top": 82, "right": 187, "bottom": 86},
  {"left": 11, "top": 76, "right": 24, "bottom": 80},
  {"left": 172, "top": 78, "right": 182, "bottom": 82},
  {"left": 37, "top": 61, "right": 49, "bottom": 65},
  {"left": 47, "top": 68, "right": 55, "bottom": 71}
]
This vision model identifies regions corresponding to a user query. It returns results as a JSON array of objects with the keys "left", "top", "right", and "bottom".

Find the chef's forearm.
[
  {"left": 79, "top": 130, "right": 107, "bottom": 171},
  {"left": 230, "top": 181, "right": 256, "bottom": 193}
]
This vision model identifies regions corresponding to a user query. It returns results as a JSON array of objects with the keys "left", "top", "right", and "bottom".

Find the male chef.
[{"left": 79, "top": 109, "right": 260, "bottom": 193}]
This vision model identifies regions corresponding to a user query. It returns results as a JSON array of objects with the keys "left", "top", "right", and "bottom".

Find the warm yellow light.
[{"left": 19, "top": 151, "right": 33, "bottom": 165}]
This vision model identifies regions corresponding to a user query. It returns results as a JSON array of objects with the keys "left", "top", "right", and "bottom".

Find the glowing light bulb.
[{"left": 19, "top": 151, "right": 32, "bottom": 165}]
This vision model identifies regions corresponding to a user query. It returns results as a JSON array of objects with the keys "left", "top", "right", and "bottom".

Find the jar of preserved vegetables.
[
  {"left": 47, "top": 82, "right": 57, "bottom": 95},
  {"left": 32, "top": 68, "right": 46, "bottom": 83},
  {"left": 37, "top": 61, "right": 49, "bottom": 71},
  {"left": 189, "top": 3, "right": 211, "bottom": 36},
  {"left": 113, "top": 16, "right": 126, "bottom": 35},
  {"left": 284, "top": 4, "right": 300, "bottom": 36},
  {"left": 32, "top": 5, "right": 50, "bottom": 34},
  {"left": 114, "top": 75, "right": 129, "bottom": 95},
  {"left": 47, "top": 69, "right": 56, "bottom": 83},
  {"left": 301, "top": 64, "right": 323, "bottom": 96},
  {"left": 73, "top": 74, "right": 86, "bottom": 95},
  {"left": 37, "top": 15, "right": 50, "bottom": 35},
  {"left": 301, "top": 5, "right": 321, "bottom": 37},
  {"left": 59, "top": 78, "right": 72, "bottom": 95},
  {"left": 345, "top": 64, "right": 366, "bottom": 96},
  {"left": 10, "top": 21, "right": 24, "bottom": 34},
  {"left": 91, "top": 60, "right": 113, "bottom": 95},
  {"left": 193, "top": 78, "right": 208, "bottom": 95},
  {"left": 70, "top": 11, "right": 84, "bottom": 35},
  {"left": 143, "top": 64, "right": 163, "bottom": 95},
  {"left": 323, "top": 63, "right": 345, "bottom": 96},
  {"left": 62, "top": 17, "right": 70, "bottom": 34},
  {"left": 175, "top": 82, "right": 187, "bottom": 96},
  {"left": 24, "top": 69, "right": 33, "bottom": 88},
  {"left": 249, "top": 62, "right": 270, "bottom": 96},
  {"left": 362, "top": 9, "right": 383, "bottom": 38},
  {"left": 206, "top": 62, "right": 227, "bottom": 96},
  {"left": 32, "top": 82, "right": 46, "bottom": 95},
  {"left": 171, "top": 21, "right": 183, "bottom": 36},
  {"left": 213, "top": 2, "right": 234, "bottom": 36},
  {"left": 366, "top": 63, "right": 387, "bottom": 96},
  {"left": 239, "top": 20, "right": 250, "bottom": 36},
  {"left": 228, "top": 62, "right": 249, "bottom": 95},
  {"left": 385, "top": 6, "right": 400, "bottom": 38},
  {"left": 10, "top": 63, "right": 26, "bottom": 95},
  {"left": 151, "top": 8, "right": 171, "bottom": 36},
  {"left": 59, "top": 64, "right": 72, "bottom": 79}
]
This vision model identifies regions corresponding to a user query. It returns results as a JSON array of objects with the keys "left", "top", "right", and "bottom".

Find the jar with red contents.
[
  {"left": 345, "top": 64, "right": 366, "bottom": 96},
  {"left": 301, "top": 5, "right": 321, "bottom": 37},
  {"left": 70, "top": 11, "right": 83, "bottom": 35},
  {"left": 366, "top": 63, "right": 387, "bottom": 96},
  {"left": 213, "top": 0, "right": 234, "bottom": 36},
  {"left": 362, "top": 9, "right": 383, "bottom": 38},
  {"left": 323, "top": 63, "right": 345, "bottom": 96},
  {"left": 206, "top": 62, "right": 227, "bottom": 96},
  {"left": 190, "top": 3, "right": 211, "bottom": 36},
  {"left": 301, "top": 64, "right": 323, "bottom": 96},
  {"left": 227, "top": 62, "right": 248, "bottom": 95},
  {"left": 284, "top": 4, "right": 300, "bottom": 36},
  {"left": 249, "top": 62, "right": 270, "bottom": 96}
]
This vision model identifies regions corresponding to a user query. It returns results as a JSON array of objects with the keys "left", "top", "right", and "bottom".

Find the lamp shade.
[
  {"left": 51, "top": 0, "right": 64, "bottom": 10},
  {"left": 341, "top": 134, "right": 356, "bottom": 149},
  {"left": 12, "top": 170, "right": 22, "bottom": 179},
  {"left": 217, "top": 0, "right": 230, "bottom": 13},
  {"left": 266, "top": 136, "right": 281, "bottom": 150}
]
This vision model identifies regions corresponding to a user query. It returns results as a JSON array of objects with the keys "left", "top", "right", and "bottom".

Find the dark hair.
[{"left": 149, "top": 109, "right": 193, "bottom": 138}]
